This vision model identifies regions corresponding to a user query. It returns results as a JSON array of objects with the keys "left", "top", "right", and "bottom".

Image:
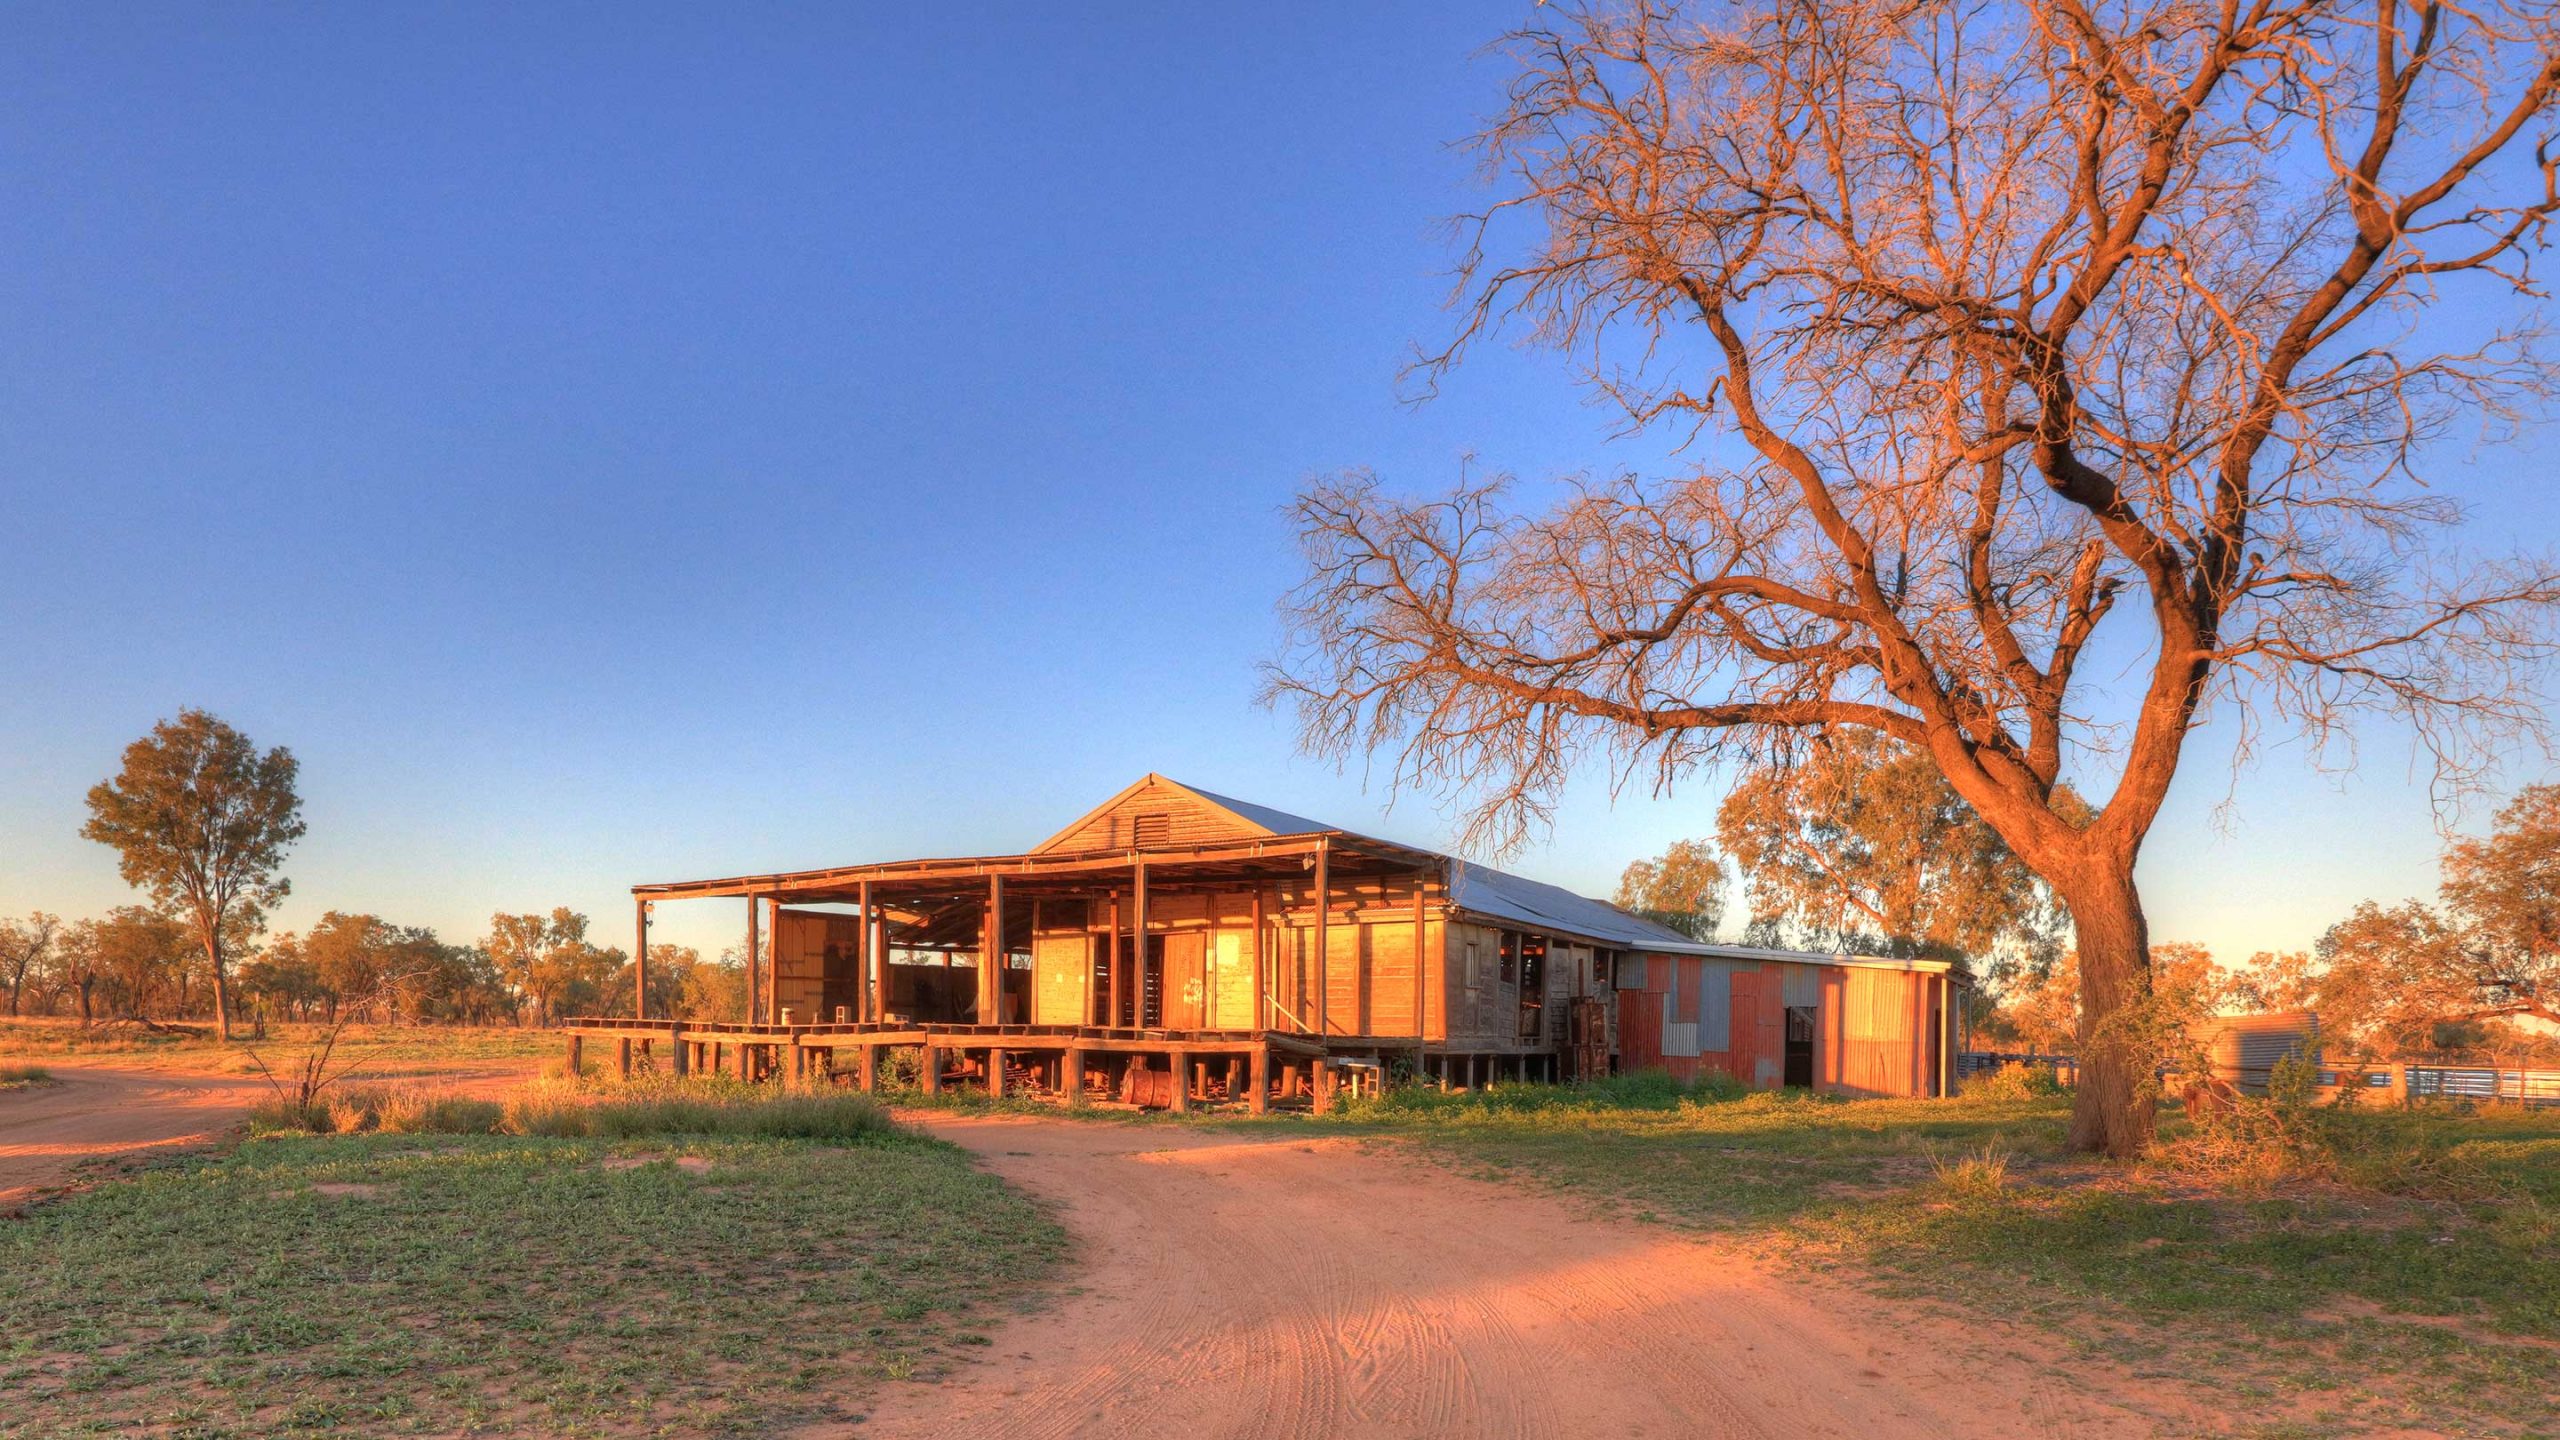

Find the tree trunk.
[
  {"left": 206, "top": 932, "right": 234, "bottom": 1042},
  {"left": 2063, "top": 866, "right": 2157, "bottom": 1158}
]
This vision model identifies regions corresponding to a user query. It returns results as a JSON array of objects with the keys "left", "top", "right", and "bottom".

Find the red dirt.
[
  {"left": 847, "top": 1115, "right": 2200, "bottom": 1439},
  {"left": 0, "top": 1062, "right": 536, "bottom": 1210}
]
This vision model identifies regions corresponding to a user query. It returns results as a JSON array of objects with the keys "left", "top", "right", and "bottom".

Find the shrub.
[
  {"left": 494, "top": 1080, "right": 894, "bottom": 1141},
  {"left": 0, "top": 1063, "right": 52, "bottom": 1085},
  {"left": 2166, "top": 1051, "right": 2333, "bottom": 1185},
  {"left": 1967, "top": 1062, "right": 2067, "bottom": 1100},
  {"left": 250, "top": 1082, "right": 507, "bottom": 1136},
  {"left": 1930, "top": 1142, "right": 2015, "bottom": 1203}
]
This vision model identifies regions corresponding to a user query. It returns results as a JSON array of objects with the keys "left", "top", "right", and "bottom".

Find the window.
[{"left": 1499, "top": 931, "right": 1520, "bottom": 984}]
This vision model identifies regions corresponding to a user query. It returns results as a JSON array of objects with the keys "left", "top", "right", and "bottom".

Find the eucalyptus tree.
[{"left": 1272, "top": 0, "right": 2560, "bottom": 1154}]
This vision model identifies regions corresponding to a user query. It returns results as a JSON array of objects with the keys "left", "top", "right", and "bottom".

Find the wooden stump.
[
  {"left": 921, "top": 1045, "right": 943, "bottom": 1096},
  {"left": 1249, "top": 1047, "right": 1270, "bottom": 1114},
  {"left": 856, "top": 1044, "right": 878, "bottom": 1095},
  {"left": 1169, "top": 1053, "right": 1191, "bottom": 1114},
  {"left": 1063, "top": 1047, "right": 1088, "bottom": 1107}
]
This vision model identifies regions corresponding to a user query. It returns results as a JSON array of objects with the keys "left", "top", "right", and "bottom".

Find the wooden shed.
[{"left": 564, "top": 775, "right": 1962, "bottom": 1105}]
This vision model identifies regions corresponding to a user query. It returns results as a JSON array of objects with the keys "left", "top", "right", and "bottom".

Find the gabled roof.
[
  {"left": 1167, "top": 780, "right": 1334, "bottom": 838},
  {"left": 1030, "top": 773, "right": 1337, "bottom": 854},
  {"left": 1045, "top": 775, "right": 1704, "bottom": 953}
]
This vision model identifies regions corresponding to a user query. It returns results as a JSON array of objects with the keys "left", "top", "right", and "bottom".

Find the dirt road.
[
  {"left": 854, "top": 1115, "right": 2184, "bottom": 1440},
  {"left": 0, "top": 1062, "right": 536, "bottom": 1210},
  {"left": 0, "top": 1066, "right": 274, "bottom": 1209}
]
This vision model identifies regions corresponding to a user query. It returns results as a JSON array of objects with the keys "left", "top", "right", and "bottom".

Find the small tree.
[
  {"left": 2439, "top": 783, "right": 2560, "bottom": 1025},
  {"left": 1614, "top": 839, "right": 1727, "bottom": 939},
  {"left": 1716, "top": 733, "right": 2071, "bottom": 974},
  {"left": 81, "top": 710, "right": 305, "bottom": 1040},
  {"left": 484, "top": 908, "right": 615, "bottom": 1027},
  {"left": 0, "top": 913, "right": 60, "bottom": 1017}
]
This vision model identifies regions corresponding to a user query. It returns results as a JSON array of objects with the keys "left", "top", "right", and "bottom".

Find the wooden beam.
[
  {"left": 857, "top": 879, "right": 874, "bottom": 1024},
  {"left": 988, "top": 1045, "right": 1006, "bottom": 1099},
  {"left": 1251, "top": 884, "right": 1267, "bottom": 1032},
  {"left": 983, "top": 873, "right": 1006, "bottom": 1025},
  {"left": 763, "top": 897, "right": 783, "bottom": 1022},
  {"left": 744, "top": 895, "right": 761, "bottom": 1024},
  {"left": 1411, "top": 868, "right": 1427, "bottom": 1045},
  {"left": 1107, "top": 889, "right": 1124, "bottom": 1029},
  {"left": 1249, "top": 1043, "right": 1269, "bottom": 1114},
  {"left": 1313, "top": 840, "right": 1330, "bottom": 1038},
  {"left": 1063, "top": 1045, "right": 1087, "bottom": 1107},
  {"left": 1132, "top": 860, "right": 1150, "bottom": 1028},
  {"left": 633, "top": 897, "right": 650, "bottom": 1019},
  {"left": 856, "top": 1043, "right": 877, "bottom": 1094},
  {"left": 921, "top": 1043, "right": 942, "bottom": 1096},
  {"left": 1169, "top": 1051, "right": 1190, "bottom": 1114}
]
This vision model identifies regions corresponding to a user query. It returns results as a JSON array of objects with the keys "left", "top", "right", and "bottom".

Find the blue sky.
[{"left": 0, "top": 4, "right": 2546, "bottom": 970}]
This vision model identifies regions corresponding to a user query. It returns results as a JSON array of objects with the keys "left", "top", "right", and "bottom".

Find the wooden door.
[{"left": 1162, "top": 931, "right": 1207, "bottom": 1030}]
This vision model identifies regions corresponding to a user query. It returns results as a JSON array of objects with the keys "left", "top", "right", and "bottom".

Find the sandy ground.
[
  {"left": 850, "top": 1115, "right": 2190, "bottom": 1440},
  {"left": 0, "top": 1061, "right": 534, "bottom": 1210}
]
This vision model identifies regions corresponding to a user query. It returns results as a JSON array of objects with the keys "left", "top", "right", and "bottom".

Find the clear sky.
[{"left": 1, "top": 4, "right": 2549, "bottom": 971}]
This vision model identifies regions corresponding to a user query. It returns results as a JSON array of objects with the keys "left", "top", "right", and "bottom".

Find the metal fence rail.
[
  {"left": 2404, "top": 1065, "right": 2560, "bottom": 1106},
  {"left": 1957, "top": 1052, "right": 2560, "bottom": 1106}
]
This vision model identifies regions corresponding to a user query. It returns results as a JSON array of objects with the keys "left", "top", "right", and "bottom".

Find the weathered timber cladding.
[{"left": 773, "top": 909, "right": 859, "bottom": 1021}]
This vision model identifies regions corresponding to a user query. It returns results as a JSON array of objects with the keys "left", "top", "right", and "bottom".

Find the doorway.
[{"left": 1784, "top": 1005, "right": 1817, "bottom": 1088}]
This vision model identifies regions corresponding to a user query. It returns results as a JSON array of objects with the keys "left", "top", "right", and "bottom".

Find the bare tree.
[{"left": 1269, "top": 0, "right": 2560, "bottom": 1155}]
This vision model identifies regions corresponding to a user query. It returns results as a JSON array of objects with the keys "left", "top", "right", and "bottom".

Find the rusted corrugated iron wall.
[{"left": 1618, "top": 953, "right": 1942, "bottom": 1098}]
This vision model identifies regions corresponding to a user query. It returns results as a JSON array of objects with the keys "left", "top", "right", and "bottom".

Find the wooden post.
[
  {"left": 1249, "top": 1044, "right": 1270, "bottom": 1114},
  {"left": 1169, "top": 1051, "right": 1190, "bottom": 1114},
  {"left": 616, "top": 1037, "right": 632, "bottom": 1080},
  {"left": 1250, "top": 884, "right": 1268, "bottom": 1032},
  {"left": 856, "top": 880, "right": 875, "bottom": 1023},
  {"left": 921, "top": 1043, "right": 942, "bottom": 1096},
  {"left": 566, "top": 1032, "right": 583, "bottom": 1075},
  {"left": 1312, "top": 841, "right": 1330, "bottom": 1038},
  {"left": 1411, "top": 868, "right": 1428, "bottom": 1045},
  {"left": 671, "top": 1027, "right": 689, "bottom": 1077},
  {"left": 988, "top": 1045, "right": 1006, "bottom": 1099},
  {"left": 745, "top": 896, "right": 761, "bottom": 1024},
  {"left": 1107, "top": 889, "right": 1125, "bottom": 1029},
  {"left": 1312, "top": 1059, "right": 1334, "bottom": 1116},
  {"left": 869, "top": 891, "right": 889, "bottom": 1023},
  {"left": 983, "top": 874, "right": 1006, "bottom": 1026},
  {"left": 856, "top": 1042, "right": 878, "bottom": 1094},
  {"left": 1131, "top": 861, "right": 1150, "bottom": 1029},
  {"left": 633, "top": 897, "right": 650, "bottom": 1019},
  {"left": 1063, "top": 1045, "right": 1088, "bottom": 1107},
  {"left": 764, "top": 897, "right": 783, "bottom": 1024}
]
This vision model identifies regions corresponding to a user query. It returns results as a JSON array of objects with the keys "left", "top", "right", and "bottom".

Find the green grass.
[
  {"left": 0, "top": 1018, "right": 556, "bottom": 1076},
  {"left": 0, "top": 1118, "right": 1066, "bottom": 1437},
  {"left": 0, "top": 1062, "right": 51, "bottom": 1088},
  {"left": 1269, "top": 1079, "right": 2560, "bottom": 1437}
]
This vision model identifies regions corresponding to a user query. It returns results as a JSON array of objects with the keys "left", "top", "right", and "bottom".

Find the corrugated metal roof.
[
  {"left": 1443, "top": 860, "right": 1702, "bottom": 951},
  {"left": 1165, "top": 780, "right": 1338, "bottom": 841},
  {"left": 1145, "top": 778, "right": 1965, "bottom": 973}
]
